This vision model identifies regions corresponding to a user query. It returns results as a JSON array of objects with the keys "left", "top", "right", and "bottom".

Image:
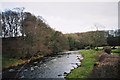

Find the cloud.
[
  {"left": 1, "top": 2, "right": 118, "bottom": 33},
  {"left": 41, "top": 11, "right": 118, "bottom": 33}
]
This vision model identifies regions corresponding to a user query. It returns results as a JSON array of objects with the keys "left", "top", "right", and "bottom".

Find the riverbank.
[
  {"left": 2, "top": 51, "right": 70, "bottom": 70},
  {"left": 2, "top": 46, "right": 120, "bottom": 78},
  {"left": 2, "top": 54, "right": 44, "bottom": 71},
  {"left": 66, "top": 47, "right": 120, "bottom": 78},
  {"left": 66, "top": 49, "right": 98, "bottom": 78}
]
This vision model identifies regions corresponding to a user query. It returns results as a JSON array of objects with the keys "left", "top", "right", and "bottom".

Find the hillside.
[
  {"left": 2, "top": 9, "right": 69, "bottom": 68},
  {"left": 65, "top": 30, "right": 120, "bottom": 50}
]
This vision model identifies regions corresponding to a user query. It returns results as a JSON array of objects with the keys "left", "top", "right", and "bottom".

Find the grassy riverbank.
[
  {"left": 66, "top": 47, "right": 120, "bottom": 78},
  {"left": 66, "top": 49, "right": 98, "bottom": 78},
  {"left": 2, "top": 55, "right": 44, "bottom": 69}
]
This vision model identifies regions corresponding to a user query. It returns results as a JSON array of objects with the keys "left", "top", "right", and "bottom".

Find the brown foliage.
[
  {"left": 90, "top": 52, "right": 120, "bottom": 78},
  {"left": 2, "top": 12, "right": 69, "bottom": 59}
]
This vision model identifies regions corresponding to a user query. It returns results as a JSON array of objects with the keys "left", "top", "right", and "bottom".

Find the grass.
[
  {"left": 2, "top": 54, "right": 44, "bottom": 69},
  {"left": 2, "top": 57, "right": 27, "bottom": 69},
  {"left": 112, "top": 47, "right": 120, "bottom": 56},
  {"left": 66, "top": 49, "right": 98, "bottom": 78},
  {"left": 66, "top": 46, "right": 120, "bottom": 78}
]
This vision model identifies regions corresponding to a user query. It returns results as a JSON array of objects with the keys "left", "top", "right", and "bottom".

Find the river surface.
[{"left": 3, "top": 50, "right": 83, "bottom": 79}]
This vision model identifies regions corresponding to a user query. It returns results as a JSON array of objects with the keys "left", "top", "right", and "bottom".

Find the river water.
[{"left": 2, "top": 50, "right": 83, "bottom": 79}]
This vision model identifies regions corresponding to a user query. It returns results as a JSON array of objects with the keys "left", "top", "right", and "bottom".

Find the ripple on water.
[{"left": 3, "top": 51, "right": 83, "bottom": 78}]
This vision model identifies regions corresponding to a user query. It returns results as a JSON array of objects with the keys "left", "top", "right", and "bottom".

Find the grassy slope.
[
  {"left": 2, "top": 55, "right": 43, "bottom": 69},
  {"left": 2, "top": 57, "right": 27, "bottom": 69}
]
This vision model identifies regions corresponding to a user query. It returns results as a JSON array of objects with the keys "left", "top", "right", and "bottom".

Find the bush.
[{"left": 103, "top": 46, "right": 111, "bottom": 54}]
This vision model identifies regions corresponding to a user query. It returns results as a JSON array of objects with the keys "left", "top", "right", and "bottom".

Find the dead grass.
[{"left": 90, "top": 52, "right": 120, "bottom": 78}]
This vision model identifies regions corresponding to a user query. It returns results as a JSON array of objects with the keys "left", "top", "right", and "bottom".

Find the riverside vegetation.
[
  {"left": 1, "top": 8, "right": 120, "bottom": 78},
  {"left": 66, "top": 46, "right": 120, "bottom": 78}
]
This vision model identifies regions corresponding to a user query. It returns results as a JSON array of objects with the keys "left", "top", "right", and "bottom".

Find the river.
[{"left": 2, "top": 50, "right": 83, "bottom": 79}]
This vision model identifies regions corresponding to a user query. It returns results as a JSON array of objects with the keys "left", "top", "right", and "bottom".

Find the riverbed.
[{"left": 2, "top": 50, "right": 83, "bottom": 79}]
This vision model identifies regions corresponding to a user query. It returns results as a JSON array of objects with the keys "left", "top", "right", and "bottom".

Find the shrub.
[{"left": 103, "top": 46, "right": 111, "bottom": 54}]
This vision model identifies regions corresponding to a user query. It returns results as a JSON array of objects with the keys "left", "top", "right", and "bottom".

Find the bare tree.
[{"left": 1, "top": 7, "right": 25, "bottom": 38}]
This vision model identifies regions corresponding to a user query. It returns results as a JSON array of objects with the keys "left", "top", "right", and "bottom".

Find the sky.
[{"left": 0, "top": 1, "right": 119, "bottom": 33}]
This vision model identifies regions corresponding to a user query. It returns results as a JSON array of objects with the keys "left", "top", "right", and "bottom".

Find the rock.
[
  {"left": 51, "top": 59, "right": 56, "bottom": 62},
  {"left": 9, "top": 69, "right": 15, "bottom": 72},
  {"left": 27, "top": 60, "right": 30, "bottom": 63},
  {"left": 39, "top": 61, "right": 42, "bottom": 64},
  {"left": 67, "top": 56, "right": 69, "bottom": 58},
  {"left": 34, "top": 62, "right": 38, "bottom": 64},
  {"left": 76, "top": 63, "right": 79, "bottom": 66},
  {"left": 64, "top": 72, "right": 68, "bottom": 76},
  {"left": 43, "top": 63, "right": 46, "bottom": 66},
  {"left": 72, "top": 65, "right": 77, "bottom": 68},
  {"left": 77, "top": 57, "right": 80, "bottom": 59},
  {"left": 72, "top": 66, "right": 75, "bottom": 69},
  {"left": 64, "top": 72, "right": 67, "bottom": 74},
  {"left": 30, "top": 67, "right": 34, "bottom": 71},
  {"left": 77, "top": 62, "right": 81, "bottom": 65},
  {"left": 80, "top": 57, "right": 83, "bottom": 60},
  {"left": 34, "top": 66, "right": 38, "bottom": 68},
  {"left": 24, "top": 69, "right": 28, "bottom": 72},
  {"left": 77, "top": 56, "right": 79, "bottom": 57},
  {"left": 20, "top": 75, "right": 25, "bottom": 78},
  {"left": 58, "top": 74, "right": 62, "bottom": 76},
  {"left": 103, "top": 46, "right": 111, "bottom": 54}
]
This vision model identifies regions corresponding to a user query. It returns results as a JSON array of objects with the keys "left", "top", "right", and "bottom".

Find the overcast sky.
[{"left": 0, "top": 2, "right": 118, "bottom": 33}]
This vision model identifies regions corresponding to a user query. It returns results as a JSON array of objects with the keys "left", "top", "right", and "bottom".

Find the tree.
[
  {"left": 1, "top": 7, "right": 25, "bottom": 38},
  {"left": 66, "top": 31, "right": 107, "bottom": 50},
  {"left": 49, "top": 31, "right": 69, "bottom": 53},
  {"left": 107, "top": 29, "right": 120, "bottom": 46}
]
